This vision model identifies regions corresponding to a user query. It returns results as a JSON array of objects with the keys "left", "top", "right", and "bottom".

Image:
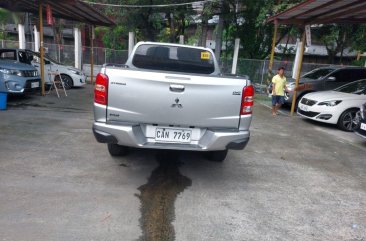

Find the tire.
[
  {"left": 337, "top": 108, "right": 360, "bottom": 132},
  {"left": 295, "top": 93, "right": 307, "bottom": 110},
  {"left": 55, "top": 74, "right": 73, "bottom": 90},
  {"left": 107, "top": 144, "right": 129, "bottom": 157},
  {"left": 207, "top": 150, "right": 228, "bottom": 162},
  {"left": 44, "top": 83, "right": 52, "bottom": 91}
]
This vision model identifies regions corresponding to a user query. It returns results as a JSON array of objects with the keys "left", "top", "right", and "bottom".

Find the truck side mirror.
[{"left": 327, "top": 76, "right": 336, "bottom": 81}]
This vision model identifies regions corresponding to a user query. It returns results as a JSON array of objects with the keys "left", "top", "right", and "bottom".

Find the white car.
[
  {"left": 297, "top": 79, "right": 366, "bottom": 131},
  {"left": 30, "top": 51, "right": 86, "bottom": 89}
]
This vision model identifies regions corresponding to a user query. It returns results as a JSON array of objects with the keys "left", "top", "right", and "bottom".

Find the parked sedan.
[
  {"left": 285, "top": 67, "right": 366, "bottom": 106},
  {"left": 355, "top": 102, "right": 366, "bottom": 138},
  {"left": 30, "top": 51, "right": 86, "bottom": 89},
  {"left": 297, "top": 79, "right": 366, "bottom": 131}
]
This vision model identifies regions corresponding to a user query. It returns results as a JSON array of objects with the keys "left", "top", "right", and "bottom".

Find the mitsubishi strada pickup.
[{"left": 92, "top": 42, "right": 254, "bottom": 161}]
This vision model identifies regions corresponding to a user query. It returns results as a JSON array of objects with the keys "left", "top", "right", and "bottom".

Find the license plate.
[
  {"left": 299, "top": 104, "right": 308, "bottom": 112},
  {"left": 31, "top": 82, "right": 39, "bottom": 88},
  {"left": 361, "top": 123, "right": 366, "bottom": 131},
  {"left": 155, "top": 128, "right": 192, "bottom": 143}
]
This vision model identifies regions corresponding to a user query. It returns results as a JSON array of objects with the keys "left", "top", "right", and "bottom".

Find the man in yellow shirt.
[{"left": 272, "top": 67, "right": 289, "bottom": 116}]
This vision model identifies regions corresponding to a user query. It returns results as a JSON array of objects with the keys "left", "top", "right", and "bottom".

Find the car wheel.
[
  {"left": 55, "top": 75, "right": 73, "bottom": 90},
  {"left": 107, "top": 144, "right": 129, "bottom": 157},
  {"left": 337, "top": 109, "right": 360, "bottom": 132},
  {"left": 207, "top": 150, "right": 228, "bottom": 162},
  {"left": 295, "top": 93, "right": 307, "bottom": 109}
]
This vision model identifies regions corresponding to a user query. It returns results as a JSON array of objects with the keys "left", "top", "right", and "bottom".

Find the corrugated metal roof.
[
  {"left": 267, "top": 0, "right": 366, "bottom": 25},
  {"left": 0, "top": 0, "right": 115, "bottom": 26}
]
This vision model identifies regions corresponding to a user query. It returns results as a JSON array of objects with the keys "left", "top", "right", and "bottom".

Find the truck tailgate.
[{"left": 105, "top": 68, "right": 247, "bottom": 129}]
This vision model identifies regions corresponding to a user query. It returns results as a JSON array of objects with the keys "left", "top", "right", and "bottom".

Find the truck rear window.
[{"left": 132, "top": 44, "right": 215, "bottom": 74}]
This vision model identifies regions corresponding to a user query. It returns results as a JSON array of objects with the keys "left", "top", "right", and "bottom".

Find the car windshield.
[
  {"left": 30, "top": 51, "right": 60, "bottom": 64},
  {"left": 302, "top": 68, "right": 334, "bottom": 79},
  {"left": 44, "top": 54, "right": 60, "bottom": 64},
  {"left": 334, "top": 79, "right": 366, "bottom": 95}
]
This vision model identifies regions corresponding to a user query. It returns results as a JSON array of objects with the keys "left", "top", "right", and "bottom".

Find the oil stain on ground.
[{"left": 137, "top": 151, "right": 192, "bottom": 241}]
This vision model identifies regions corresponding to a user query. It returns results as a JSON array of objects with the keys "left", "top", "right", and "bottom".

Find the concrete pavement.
[{"left": 0, "top": 86, "right": 365, "bottom": 241}]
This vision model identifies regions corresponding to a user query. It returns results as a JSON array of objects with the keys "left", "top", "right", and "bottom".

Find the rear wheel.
[
  {"left": 207, "top": 150, "right": 228, "bottom": 162},
  {"left": 107, "top": 144, "right": 129, "bottom": 157},
  {"left": 337, "top": 109, "right": 360, "bottom": 131}
]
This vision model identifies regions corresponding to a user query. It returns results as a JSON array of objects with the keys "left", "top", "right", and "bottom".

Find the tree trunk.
[
  {"left": 168, "top": 12, "right": 175, "bottom": 43},
  {"left": 142, "top": 4, "right": 155, "bottom": 41},
  {"left": 214, "top": 14, "right": 224, "bottom": 63},
  {"left": 339, "top": 31, "right": 346, "bottom": 64},
  {"left": 51, "top": 19, "right": 65, "bottom": 62},
  {"left": 328, "top": 51, "right": 336, "bottom": 64},
  {"left": 200, "top": 18, "right": 208, "bottom": 47}
]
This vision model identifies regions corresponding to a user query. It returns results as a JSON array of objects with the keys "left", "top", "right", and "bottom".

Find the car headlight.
[
  {"left": 318, "top": 100, "right": 342, "bottom": 106},
  {"left": 67, "top": 68, "right": 81, "bottom": 75},
  {"left": 0, "top": 68, "right": 23, "bottom": 76}
]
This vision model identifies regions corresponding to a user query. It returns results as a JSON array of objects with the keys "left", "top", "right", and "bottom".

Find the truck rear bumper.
[{"left": 93, "top": 122, "right": 250, "bottom": 151}]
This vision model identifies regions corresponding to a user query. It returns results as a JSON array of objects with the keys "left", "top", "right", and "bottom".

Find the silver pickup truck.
[{"left": 93, "top": 42, "right": 254, "bottom": 161}]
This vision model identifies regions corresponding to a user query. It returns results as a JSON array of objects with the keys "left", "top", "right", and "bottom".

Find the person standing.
[{"left": 272, "top": 67, "right": 288, "bottom": 116}]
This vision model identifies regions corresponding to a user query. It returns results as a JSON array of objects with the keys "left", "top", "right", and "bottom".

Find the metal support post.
[
  {"left": 39, "top": 1, "right": 45, "bottom": 96},
  {"left": 267, "top": 20, "right": 278, "bottom": 84},
  {"left": 90, "top": 25, "right": 94, "bottom": 84}
]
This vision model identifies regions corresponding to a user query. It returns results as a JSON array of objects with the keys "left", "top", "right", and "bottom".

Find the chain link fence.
[
  {"left": 0, "top": 40, "right": 128, "bottom": 66},
  {"left": 81, "top": 47, "right": 128, "bottom": 66},
  {"left": 220, "top": 58, "right": 352, "bottom": 94},
  {"left": 1, "top": 39, "right": 354, "bottom": 89}
]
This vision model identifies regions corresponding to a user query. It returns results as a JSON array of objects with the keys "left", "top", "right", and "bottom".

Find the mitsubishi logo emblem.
[{"left": 171, "top": 98, "right": 183, "bottom": 108}]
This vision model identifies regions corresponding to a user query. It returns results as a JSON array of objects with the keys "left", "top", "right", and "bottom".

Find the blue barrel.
[{"left": 0, "top": 92, "right": 7, "bottom": 110}]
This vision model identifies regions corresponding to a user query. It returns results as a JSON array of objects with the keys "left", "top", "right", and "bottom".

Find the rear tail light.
[
  {"left": 94, "top": 73, "right": 108, "bottom": 105},
  {"left": 241, "top": 85, "right": 254, "bottom": 115}
]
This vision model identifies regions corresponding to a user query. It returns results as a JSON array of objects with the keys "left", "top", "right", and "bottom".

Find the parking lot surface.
[{"left": 0, "top": 86, "right": 365, "bottom": 241}]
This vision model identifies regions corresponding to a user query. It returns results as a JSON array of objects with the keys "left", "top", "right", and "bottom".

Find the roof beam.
[
  {"left": 293, "top": 0, "right": 343, "bottom": 19},
  {"left": 331, "top": 18, "right": 366, "bottom": 24},
  {"left": 309, "top": 1, "right": 366, "bottom": 24},
  {"left": 340, "top": 9, "right": 366, "bottom": 19},
  {"left": 266, "top": 0, "right": 366, "bottom": 26},
  {"left": 0, "top": 0, "right": 114, "bottom": 26},
  {"left": 266, "top": 0, "right": 317, "bottom": 23}
]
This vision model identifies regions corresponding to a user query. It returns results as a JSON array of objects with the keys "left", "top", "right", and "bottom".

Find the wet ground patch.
[
  {"left": 7, "top": 102, "right": 48, "bottom": 108},
  {"left": 137, "top": 151, "right": 192, "bottom": 241}
]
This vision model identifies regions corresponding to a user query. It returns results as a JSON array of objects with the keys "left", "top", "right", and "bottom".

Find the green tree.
[
  {"left": 0, "top": 8, "right": 12, "bottom": 40},
  {"left": 309, "top": 24, "right": 366, "bottom": 64},
  {"left": 221, "top": 0, "right": 302, "bottom": 59},
  {"left": 351, "top": 24, "right": 366, "bottom": 53},
  {"left": 90, "top": 0, "right": 195, "bottom": 47}
]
